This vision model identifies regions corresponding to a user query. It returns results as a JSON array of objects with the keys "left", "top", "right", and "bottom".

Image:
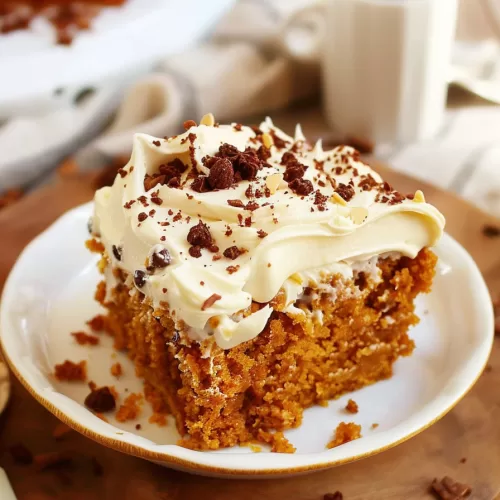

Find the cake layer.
[
  {"left": 90, "top": 118, "right": 445, "bottom": 349},
  {"left": 97, "top": 248, "right": 437, "bottom": 450}
]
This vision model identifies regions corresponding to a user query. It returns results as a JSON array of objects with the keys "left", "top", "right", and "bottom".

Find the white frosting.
[{"left": 92, "top": 118, "right": 445, "bottom": 349}]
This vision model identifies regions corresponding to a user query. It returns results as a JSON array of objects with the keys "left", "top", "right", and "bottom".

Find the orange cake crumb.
[
  {"left": 149, "top": 413, "right": 167, "bottom": 427},
  {"left": 87, "top": 314, "right": 106, "bottom": 332},
  {"left": 85, "top": 238, "right": 105, "bottom": 254},
  {"left": 54, "top": 360, "right": 87, "bottom": 382},
  {"left": 371, "top": 423, "right": 379, "bottom": 429},
  {"left": 327, "top": 422, "right": 362, "bottom": 449},
  {"left": 115, "top": 393, "right": 143, "bottom": 422},
  {"left": 257, "top": 430, "right": 296, "bottom": 454},
  {"left": 110, "top": 362, "right": 122, "bottom": 378},
  {"left": 94, "top": 281, "right": 106, "bottom": 303},
  {"left": 345, "top": 399, "right": 358, "bottom": 414},
  {"left": 71, "top": 331, "right": 99, "bottom": 346}
]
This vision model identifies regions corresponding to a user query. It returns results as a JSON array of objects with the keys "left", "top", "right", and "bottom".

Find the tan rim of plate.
[
  {"left": 0, "top": 354, "right": 10, "bottom": 415},
  {"left": 0, "top": 339, "right": 488, "bottom": 476}
]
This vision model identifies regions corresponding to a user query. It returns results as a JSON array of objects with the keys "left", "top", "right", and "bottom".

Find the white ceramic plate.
[
  {"left": 0, "top": 202, "right": 494, "bottom": 477},
  {"left": 0, "top": 0, "right": 235, "bottom": 119}
]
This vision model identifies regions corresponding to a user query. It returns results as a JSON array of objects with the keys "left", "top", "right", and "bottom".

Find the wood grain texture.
[{"left": 0, "top": 123, "right": 499, "bottom": 500}]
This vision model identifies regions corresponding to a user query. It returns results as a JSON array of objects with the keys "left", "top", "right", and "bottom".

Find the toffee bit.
[
  {"left": 138, "top": 212, "right": 148, "bottom": 222},
  {"left": 257, "top": 229, "right": 268, "bottom": 238},
  {"left": 245, "top": 201, "right": 260, "bottom": 211},
  {"left": 226, "top": 265, "right": 240, "bottom": 274},
  {"left": 201, "top": 293, "right": 222, "bottom": 311},
  {"left": 117, "top": 168, "right": 127, "bottom": 178},
  {"left": 244, "top": 216, "right": 252, "bottom": 227},
  {"left": 124, "top": 200, "right": 136, "bottom": 209},
  {"left": 152, "top": 140, "right": 161, "bottom": 147},
  {"left": 225, "top": 226, "right": 233, "bottom": 237},
  {"left": 151, "top": 196, "right": 163, "bottom": 205}
]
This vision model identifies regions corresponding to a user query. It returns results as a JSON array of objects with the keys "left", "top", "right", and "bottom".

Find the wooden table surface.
[{"left": 0, "top": 115, "right": 499, "bottom": 500}]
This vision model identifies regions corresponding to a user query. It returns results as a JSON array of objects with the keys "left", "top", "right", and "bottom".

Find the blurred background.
[{"left": 0, "top": 0, "right": 499, "bottom": 217}]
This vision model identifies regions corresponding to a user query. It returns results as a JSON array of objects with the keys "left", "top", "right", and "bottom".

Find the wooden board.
[{"left": 0, "top": 147, "right": 499, "bottom": 500}]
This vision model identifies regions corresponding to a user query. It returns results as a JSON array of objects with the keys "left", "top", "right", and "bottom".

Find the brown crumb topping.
[
  {"left": 54, "top": 360, "right": 87, "bottom": 382},
  {"left": 327, "top": 422, "right": 361, "bottom": 449},
  {"left": 201, "top": 293, "right": 222, "bottom": 311},
  {"left": 71, "top": 331, "right": 99, "bottom": 346}
]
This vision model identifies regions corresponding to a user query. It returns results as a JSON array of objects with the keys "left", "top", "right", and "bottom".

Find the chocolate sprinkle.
[
  {"left": 133, "top": 270, "right": 147, "bottom": 288},
  {"left": 112, "top": 245, "right": 122, "bottom": 261}
]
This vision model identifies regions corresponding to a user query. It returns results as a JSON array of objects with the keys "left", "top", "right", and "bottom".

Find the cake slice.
[{"left": 88, "top": 115, "right": 445, "bottom": 451}]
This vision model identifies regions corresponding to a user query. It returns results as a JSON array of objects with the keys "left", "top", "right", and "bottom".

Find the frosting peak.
[{"left": 92, "top": 118, "right": 445, "bottom": 349}]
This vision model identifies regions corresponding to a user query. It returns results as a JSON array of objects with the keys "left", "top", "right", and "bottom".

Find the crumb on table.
[
  {"left": 71, "top": 331, "right": 99, "bottom": 346},
  {"left": 430, "top": 476, "right": 471, "bottom": 499},
  {"left": 54, "top": 360, "right": 87, "bottom": 382},
  {"left": 345, "top": 399, "right": 359, "bottom": 414},
  {"left": 327, "top": 422, "right": 362, "bottom": 449},
  {"left": 110, "top": 362, "right": 123, "bottom": 378}
]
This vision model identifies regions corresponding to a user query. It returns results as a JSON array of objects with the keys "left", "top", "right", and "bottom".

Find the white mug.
[{"left": 281, "top": 0, "right": 458, "bottom": 144}]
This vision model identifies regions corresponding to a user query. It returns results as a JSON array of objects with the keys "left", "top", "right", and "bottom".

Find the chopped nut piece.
[
  {"left": 265, "top": 173, "right": 283, "bottom": 194},
  {"left": 331, "top": 192, "right": 347, "bottom": 206},
  {"left": 262, "top": 133, "right": 274, "bottom": 149},
  {"left": 200, "top": 113, "right": 215, "bottom": 126},
  {"left": 413, "top": 190, "right": 426, "bottom": 203}
]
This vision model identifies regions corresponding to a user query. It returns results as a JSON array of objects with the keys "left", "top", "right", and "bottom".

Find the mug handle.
[{"left": 278, "top": 3, "right": 326, "bottom": 63}]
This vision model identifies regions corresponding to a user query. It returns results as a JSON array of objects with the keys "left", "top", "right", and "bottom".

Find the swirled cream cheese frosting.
[{"left": 91, "top": 116, "right": 445, "bottom": 349}]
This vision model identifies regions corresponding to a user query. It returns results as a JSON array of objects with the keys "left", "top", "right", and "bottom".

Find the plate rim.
[{"left": 0, "top": 202, "right": 494, "bottom": 476}]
